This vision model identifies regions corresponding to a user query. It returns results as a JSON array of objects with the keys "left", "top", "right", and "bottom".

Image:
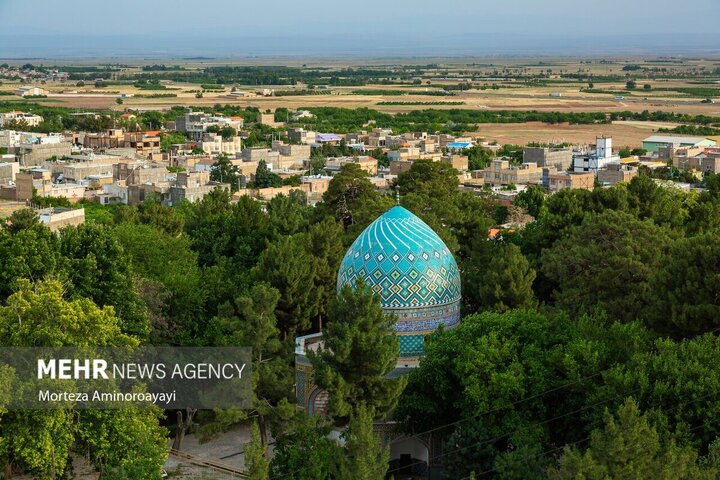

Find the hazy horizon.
[{"left": 2, "top": 0, "right": 719, "bottom": 59}]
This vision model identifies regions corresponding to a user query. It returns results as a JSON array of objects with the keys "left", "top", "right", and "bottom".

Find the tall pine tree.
[{"left": 310, "top": 279, "right": 405, "bottom": 425}]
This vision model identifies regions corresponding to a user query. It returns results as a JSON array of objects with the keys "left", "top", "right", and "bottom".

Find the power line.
[
  {"left": 462, "top": 390, "right": 717, "bottom": 479},
  {"left": 386, "top": 385, "right": 642, "bottom": 476},
  {"left": 392, "top": 370, "right": 606, "bottom": 447}
]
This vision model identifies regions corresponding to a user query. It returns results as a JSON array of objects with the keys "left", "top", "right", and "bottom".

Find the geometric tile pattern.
[
  {"left": 399, "top": 335, "right": 427, "bottom": 357},
  {"left": 295, "top": 370, "right": 306, "bottom": 406},
  {"left": 394, "top": 310, "right": 461, "bottom": 334},
  {"left": 337, "top": 206, "right": 462, "bottom": 314}
]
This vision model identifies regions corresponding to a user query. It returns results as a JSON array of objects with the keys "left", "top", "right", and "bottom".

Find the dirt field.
[
  {"left": 474, "top": 120, "right": 680, "bottom": 147},
  {"left": 0, "top": 201, "right": 26, "bottom": 218}
]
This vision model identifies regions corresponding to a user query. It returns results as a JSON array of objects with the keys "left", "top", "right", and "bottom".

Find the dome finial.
[{"left": 395, "top": 186, "right": 400, "bottom": 206}]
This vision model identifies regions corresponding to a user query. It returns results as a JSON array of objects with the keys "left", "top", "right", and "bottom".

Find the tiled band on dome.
[{"left": 394, "top": 310, "right": 461, "bottom": 333}]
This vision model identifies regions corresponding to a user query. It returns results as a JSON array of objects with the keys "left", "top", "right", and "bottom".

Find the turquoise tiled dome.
[{"left": 337, "top": 206, "right": 461, "bottom": 356}]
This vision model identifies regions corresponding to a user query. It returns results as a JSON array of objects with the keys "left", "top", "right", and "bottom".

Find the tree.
[
  {"left": 514, "top": 185, "right": 546, "bottom": 219},
  {"left": 549, "top": 398, "right": 716, "bottom": 480},
  {"left": 206, "top": 124, "right": 237, "bottom": 140},
  {"left": 208, "top": 283, "right": 294, "bottom": 446},
  {"left": 74, "top": 408, "right": 169, "bottom": 479},
  {"left": 254, "top": 160, "right": 282, "bottom": 188},
  {"left": 396, "top": 158, "right": 459, "bottom": 200},
  {"left": 310, "top": 280, "right": 405, "bottom": 425},
  {"left": 266, "top": 191, "right": 311, "bottom": 237},
  {"left": 59, "top": 223, "right": 150, "bottom": 339},
  {"left": 626, "top": 80, "right": 637, "bottom": 90},
  {"left": 0, "top": 212, "right": 61, "bottom": 300},
  {"left": 643, "top": 83, "right": 652, "bottom": 90},
  {"left": 253, "top": 235, "right": 319, "bottom": 339},
  {"left": 316, "top": 163, "right": 393, "bottom": 232},
  {"left": 462, "top": 239, "right": 536, "bottom": 314},
  {"left": 627, "top": 175, "right": 689, "bottom": 229},
  {"left": 647, "top": 232, "right": 720, "bottom": 337},
  {"left": 245, "top": 421, "right": 270, "bottom": 480},
  {"left": 396, "top": 159, "right": 492, "bottom": 255},
  {"left": 4, "top": 208, "right": 41, "bottom": 234},
  {"left": 306, "top": 217, "right": 345, "bottom": 330},
  {"left": 540, "top": 210, "right": 672, "bottom": 323},
  {"left": 210, "top": 154, "right": 241, "bottom": 191},
  {"left": 591, "top": 333, "right": 720, "bottom": 449},
  {"left": 338, "top": 406, "right": 390, "bottom": 480},
  {"left": 270, "top": 415, "right": 342, "bottom": 480},
  {"left": 137, "top": 193, "right": 185, "bottom": 235},
  {"left": 463, "top": 145, "right": 494, "bottom": 170},
  {"left": 686, "top": 197, "right": 720, "bottom": 235},
  {"left": 160, "top": 131, "right": 187, "bottom": 152},
  {"left": 115, "top": 97, "right": 123, "bottom": 105},
  {"left": 309, "top": 154, "right": 327, "bottom": 175},
  {"left": 112, "top": 223, "right": 206, "bottom": 344}
]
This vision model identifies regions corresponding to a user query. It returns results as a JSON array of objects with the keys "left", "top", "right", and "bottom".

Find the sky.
[{"left": 1, "top": 0, "right": 719, "bottom": 58}]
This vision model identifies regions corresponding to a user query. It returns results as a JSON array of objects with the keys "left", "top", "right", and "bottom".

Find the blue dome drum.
[{"left": 337, "top": 206, "right": 462, "bottom": 357}]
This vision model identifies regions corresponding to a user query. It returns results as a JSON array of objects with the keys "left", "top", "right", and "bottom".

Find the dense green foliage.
[{"left": 549, "top": 398, "right": 717, "bottom": 479}]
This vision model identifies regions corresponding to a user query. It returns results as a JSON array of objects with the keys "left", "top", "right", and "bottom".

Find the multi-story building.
[
  {"left": 175, "top": 110, "right": 243, "bottom": 140},
  {"left": 573, "top": 136, "right": 619, "bottom": 173},
  {"left": 257, "top": 112, "right": 279, "bottom": 127},
  {"left": 172, "top": 154, "right": 214, "bottom": 170},
  {"left": 0, "top": 162, "right": 19, "bottom": 183},
  {"left": 0, "top": 111, "right": 44, "bottom": 127},
  {"left": 543, "top": 168, "right": 594, "bottom": 193},
  {"left": 698, "top": 151, "right": 720, "bottom": 173},
  {"left": 287, "top": 128, "right": 317, "bottom": 145},
  {"left": 389, "top": 160, "right": 415, "bottom": 176},
  {"left": 672, "top": 148, "right": 720, "bottom": 174},
  {"left": 443, "top": 154, "right": 469, "bottom": 171},
  {"left": 168, "top": 171, "right": 230, "bottom": 205},
  {"left": 483, "top": 159, "right": 543, "bottom": 186},
  {"left": 200, "top": 134, "right": 243, "bottom": 156},
  {"left": 366, "top": 128, "right": 393, "bottom": 148},
  {"left": 271, "top": 141, "right": 312, "bottom": 169},
  {"left": 324, "top": 156, "right": 378, "bottom": 175},
  {"left": 15, "top": 170, "right": 85, "bottom": 202},
  {"left": 14, "top": 137, "right": 73, "bottom": 166},
  {"left": 597, "top": 163, "right": 638, "bottom": 186},
  {"left": 81, "top": 129, "right": 125, "bottom": 149},
  {"left": 523, "top": 146, "right": 573, "bottom": 171},
  {"left": 113, "top": 162, "right": 171, "bottom": 185},
  {"left": 38, "top": 207, "right": 85, "bottom": 232},
  {"left": 61, "top": 162, "right": 114, "bottom": 183},
  {"left": 123, "top": 132, "right": 161, "bottom": 157},
  {"left": 241, "top": 147, "right": 280, "bottom": 166}
]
